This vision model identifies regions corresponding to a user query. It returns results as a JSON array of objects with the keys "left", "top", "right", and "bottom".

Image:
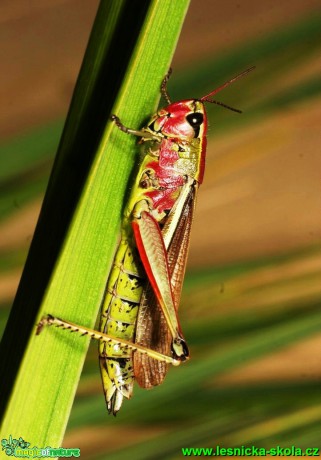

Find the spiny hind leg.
[
  {"left": 36, "top": 315, "right": 181, "bottom": 415},
  {"left": 36, "top": 315, "right": 180, "bottom": 365}
]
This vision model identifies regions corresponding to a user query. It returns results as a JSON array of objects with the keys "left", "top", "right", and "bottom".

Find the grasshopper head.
[{"left": 147, "top": 99, "right": 208, "bottom": 141}]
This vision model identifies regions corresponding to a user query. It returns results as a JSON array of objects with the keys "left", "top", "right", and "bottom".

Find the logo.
[{"left": 1, "top": 435, "right": 80, "bottom": 458}]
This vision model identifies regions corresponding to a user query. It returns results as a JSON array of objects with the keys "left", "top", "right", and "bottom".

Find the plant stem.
[{"left": 0, "top": 0, "right": 190, "bottom": 446}]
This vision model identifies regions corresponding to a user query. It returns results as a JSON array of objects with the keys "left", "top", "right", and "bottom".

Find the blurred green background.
[{"left": 1, "top": 0, "right": 321, "bottom": 458}]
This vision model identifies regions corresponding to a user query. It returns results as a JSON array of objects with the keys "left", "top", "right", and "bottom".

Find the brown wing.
[{"left": 133, "top": 185, "right": 197, "bottom": 388}]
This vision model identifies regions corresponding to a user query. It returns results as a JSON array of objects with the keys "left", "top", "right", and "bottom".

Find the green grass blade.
[{"left": 0, "top": 0, "right": 190, "bottom": 448}]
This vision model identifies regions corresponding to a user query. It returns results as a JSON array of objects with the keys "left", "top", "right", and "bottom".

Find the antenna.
[{"left": 200, "top": 66, "right": 255, "bottom": 113}]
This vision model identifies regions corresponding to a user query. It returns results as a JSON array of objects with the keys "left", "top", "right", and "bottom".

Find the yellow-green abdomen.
[{"left": 99, "top": 226, "right": 145, "bottom": 411}]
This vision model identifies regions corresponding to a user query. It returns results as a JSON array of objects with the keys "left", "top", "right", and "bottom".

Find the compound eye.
[{"left": 186, "top": 112, "right": 204, "bottom": 128}]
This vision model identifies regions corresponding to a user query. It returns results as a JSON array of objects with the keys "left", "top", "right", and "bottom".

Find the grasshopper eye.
[
  {"left": 186, "top": 112, "right": 203, "bottom": 128},
  {"left": 186, "top": 112, "right": 204, "bottom": 137}
]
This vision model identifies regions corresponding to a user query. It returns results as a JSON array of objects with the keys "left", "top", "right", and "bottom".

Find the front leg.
[{"left": 111, "top": 115, "right": 161, "bottom": 142}]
